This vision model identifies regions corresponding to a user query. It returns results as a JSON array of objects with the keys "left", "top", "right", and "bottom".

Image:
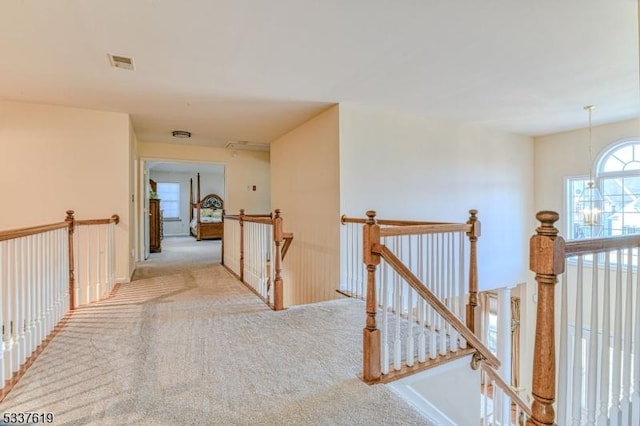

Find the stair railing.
[
  {"left": 0, "top": 211, "right": 119, "bottom": 401},
  {"left": 481, "top": 362, "right": 532, "bottom": 425},
  {"left": 529, "top": 211, "right": 640, "bottom": 425},
  {"left": 341, "top": 212, "right": 480, "bottom": 333},
  {"left": 356, "top": 209, "right": 497, "bottom": 383},
  {"left": 223, "top": 209, "right": 293, "bottom": 310}
]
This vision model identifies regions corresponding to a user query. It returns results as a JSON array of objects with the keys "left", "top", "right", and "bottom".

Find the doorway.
[{"left": 138, "top": 159, "right": 226, "bottom": 261}]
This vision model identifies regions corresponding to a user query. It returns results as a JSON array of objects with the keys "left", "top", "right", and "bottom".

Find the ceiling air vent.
[
  {"left": 225, "top": 141, "right": 270, "bottom": 152},
  {"left": 108, "top": 54, "right": 135, "bottom": 71}
]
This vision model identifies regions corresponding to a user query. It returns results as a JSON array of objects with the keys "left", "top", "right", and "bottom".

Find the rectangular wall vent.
[{"left": 108, "top": 54, "right": 135, "bottom": 71}]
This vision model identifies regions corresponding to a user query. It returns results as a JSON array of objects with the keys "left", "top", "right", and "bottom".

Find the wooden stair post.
[
  {"left": 239, "top": 209, "right": 245, "bottom": 282},
  {"left": 528, "top": 211, "right": 565, "bottom": 426},
  {"left": 273, "top": 209, "right": 284, "bottom": 311},
  {"left": 65, "top": 210, "right": 76, "bottom": 310},
  {"left": 466, "top": 209, "right": 480, "bottom": 334},
  {"left": 362, "top": 210, "right": 381, "bottom": 383}
]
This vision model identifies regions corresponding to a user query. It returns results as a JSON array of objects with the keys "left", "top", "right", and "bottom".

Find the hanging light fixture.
[{"left": 577, "top": 105, "right": 604, "bottom": 235}]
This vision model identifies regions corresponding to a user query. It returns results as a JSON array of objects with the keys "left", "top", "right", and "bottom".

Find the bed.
[{"left": 190, "top": 173, "right": 224, "bottom": 240}]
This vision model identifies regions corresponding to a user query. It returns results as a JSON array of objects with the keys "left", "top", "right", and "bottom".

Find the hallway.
[{"left": 0, "top": 237, "right": 432, "bottom": 425}]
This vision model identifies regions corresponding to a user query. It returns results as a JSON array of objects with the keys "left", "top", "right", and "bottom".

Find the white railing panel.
[
  {"left": 339, "top": 220, "right": 365, "bottom": 299},
  {"left": 559, "top": 248, "right": 639, "bottom": 425},
  {"left": 74, "top": 223, "right": 116, "bottom": 307},
  {"left": 375, "top": 230, "right": 469, "bottom": 375},
  {"left": 0, "top": 227, "right": 69, "bottom": 394},
  {"left": 223, "top": 219, "right": 241, "bottom": 277},
  {"left": 243, "top": 221, "right": 273, "bottom": 301}
]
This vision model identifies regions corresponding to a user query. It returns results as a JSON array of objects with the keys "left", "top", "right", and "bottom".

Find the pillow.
[
  {"left": 201, "top": 208, "right": 215, "bottom": 217},
  {"left": 211, "top": 209, "right": 223, "bottom": 219}
]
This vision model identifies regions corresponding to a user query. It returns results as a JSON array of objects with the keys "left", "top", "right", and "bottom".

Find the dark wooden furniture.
[{"left": 149, "top": 198, "right": 162, "bottom": 252}]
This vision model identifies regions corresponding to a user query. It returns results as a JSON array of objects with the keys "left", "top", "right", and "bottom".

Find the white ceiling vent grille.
[
  {"left": 108, "top": 54, "right": 135, "bottom": 70},
  {"left": 225, "top": 141, "right": 270, "bottom": 152}
]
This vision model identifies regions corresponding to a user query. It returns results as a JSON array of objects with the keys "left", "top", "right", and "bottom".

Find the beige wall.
[
  {"left": 0, "top": 100, "right": 134, "bottom": 281},
  {"left": 339, "top": 104, "right": 535, "bottom": 291},
  {"left": 137, "top": 142, "right": 270, "bottom": 214},
  {"left": 270, "top": 105, "right": 340, "bottom": 307}
]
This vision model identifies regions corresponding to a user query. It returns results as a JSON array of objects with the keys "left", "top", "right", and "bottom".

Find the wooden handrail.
[
  {"left": 564, "top": 233, "right": 640, "bottom": 256},
  {"left": 373, "top": 243, "right": 501, "bottom": 369},
  {"left": 224, "top": 213, "right": 272, "bottom": 222},
  {"left": 482, "top": 363, "right": 533, "bottom": 418},
  {"left": 243, "top": 217, "right": 274, "bottom": 225},
  {"left": 76, "top": 214, "right": 120, "bottom": 226},
  {"left": 0, "top": 222, "right": 69, "bottom": 242},
  {"left": 341, "top": 214, "right": 455, "bottom": 226},
  {"left": 379, "top": 223, "right": 471, "bottom": 237},
  {"left": 282, "top": 233, "right": 293, "bottom": 260}
]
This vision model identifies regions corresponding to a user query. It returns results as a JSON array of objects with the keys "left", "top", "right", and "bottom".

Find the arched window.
[{"left": 567, "top": 140, "right": 640, "bottom": 240}]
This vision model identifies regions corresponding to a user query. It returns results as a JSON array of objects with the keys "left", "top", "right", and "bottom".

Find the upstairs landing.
[{"left": 0, "top": 239, "right": 436, "bottom": 425}]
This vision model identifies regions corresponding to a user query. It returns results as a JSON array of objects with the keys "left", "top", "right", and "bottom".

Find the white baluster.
[
  {"left": 110, "top": 221, "right": 116, "bottom": 293},
  {"left": 28, "top": 235, "right": 36, "bottom": 354},
  {"left": 381, "top": 239, "right": 389, "bottom": 375},
  {"left": 393, "top": 236, "right": 402, "bottom": 371},
  {"left": 610, "top": 249, "right": 623, "bottom": 424},
  {"left": 632, "top": 248, "right": 640, "bottom": 425},
  {"left": 571, "top": 256, "right": 584, "bottom": 425},
  {"left": 18, "top": 237, "right": 26, "bottom": 366},
  {"left": 438, "top": 234, "right": 447, "bottom": 356},
  {"left": 4, "top": 238, "right": 13, "bottom": 381},
  {"left": 75, "top": 225, "right": 82, "bottom": 306},
  {"left": 558, "top": 263, "right": 569, "bottom": 425},
  {"left": 45, "top": 232, "right": 52, "bottom": 333},
  {"left": 358, "top": 224, "right": 365, "bottom": 298},
  {"left": 96, "top": 224, "right": 102, "bottom": 299},
  {"left": 417, "top": 235, "right": 426, "bottom": 363},
  {"left": 597, "top": 252, "right": 611, "bottom": 426},
  {"left": 586, "top": 251, "right": 600, "bottom": 425},
  {"left": 10, "top": 239, "right": 19, "bottom": 373},
  {"left": 448, "top": 233, "right": 459, "bottom": 352},
  {"left": 497, "top": 286, "right": 512, "bottom": 425},
  {"left": 621, "top": 248, "right": 634, "bottom": 424},
  {"left": 458, "top": 232, "right": 467, "bottom": 349}
]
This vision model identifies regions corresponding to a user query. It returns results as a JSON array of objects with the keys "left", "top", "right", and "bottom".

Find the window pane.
[{"left": 157, "top": 182, "right": 180, "bottom": 218}]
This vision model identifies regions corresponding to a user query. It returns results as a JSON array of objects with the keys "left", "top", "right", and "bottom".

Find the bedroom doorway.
[{"left": 139, "top": 159, "right": 226, "bottom": 263}]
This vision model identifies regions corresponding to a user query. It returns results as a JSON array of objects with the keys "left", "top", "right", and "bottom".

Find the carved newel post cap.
[
  {"left": 65, "top": 210, "right": 75, "bottom": 220},
  {"left": 365, "top": 210, "right": 376, "bottom": 224},
  {"left": 274, "top": 209, "right": 281, "bottom": 218},
  {"left": 536, "top": 211, "right": 560, "bottom": 236},
  {"left": 240, "top": 209, "right": 245, "bottom": 215},
  {"left": 468, "top": 209, "right": 478, "bottom": 217}
]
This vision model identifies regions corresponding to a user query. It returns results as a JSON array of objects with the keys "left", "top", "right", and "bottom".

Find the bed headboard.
[{"left": 201, "top": 193, "right": 223, "bottom": 210}]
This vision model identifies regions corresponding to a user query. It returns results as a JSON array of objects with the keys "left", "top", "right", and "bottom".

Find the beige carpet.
[{"left": 0, "top": 236, "right": 434, "bottom": 425}]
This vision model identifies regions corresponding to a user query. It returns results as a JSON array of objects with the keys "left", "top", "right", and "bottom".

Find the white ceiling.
[{"left": 1, "top": 1, "right": 638, "bottom": 148}]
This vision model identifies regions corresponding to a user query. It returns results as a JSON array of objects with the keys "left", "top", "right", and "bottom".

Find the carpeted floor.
[{"left": 0, "top": 236, "right": 435, "bottom": 425}]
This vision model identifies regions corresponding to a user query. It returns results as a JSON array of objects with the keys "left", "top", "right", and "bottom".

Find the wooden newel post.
[
  {"left": 65, "top": 210, "right": 76, "bottom": 310},
  {"left": 528, "top": 211, "right": 565, "bottom": 426},
  {"left": 466, "top": 209, "right": 480, "bottom": 334},
  {"left": 362, "top": 210, "right": 381, "bottom": 383},
  {"left": 273, "top": 209, "right": 284, "bottom": 311},
  {"left": 239, "top": 209, "right": 245, "bottom": 282}
]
